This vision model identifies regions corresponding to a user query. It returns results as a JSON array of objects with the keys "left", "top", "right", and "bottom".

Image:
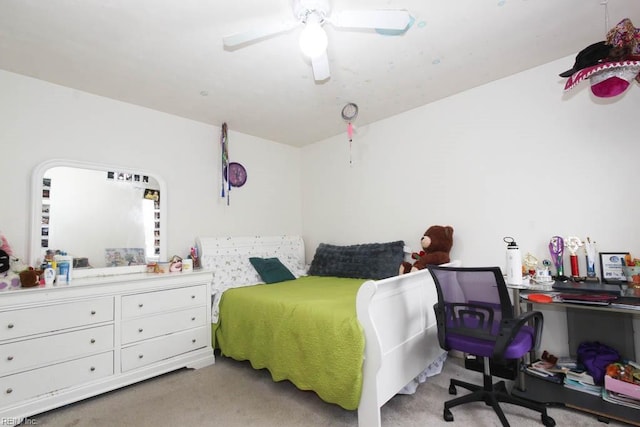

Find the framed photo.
[{"left": 599, "top": 252, "right": 629, "bottom": 283}]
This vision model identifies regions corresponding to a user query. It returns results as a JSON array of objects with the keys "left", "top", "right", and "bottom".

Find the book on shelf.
[
  {"left": 555, "top": 356, "right": 578, "bottom": 370},
  {"left": 525, "top": 361, "right": 564, "bottom": 384},
  {"left": 563, "top": 378, "right": 602, "bottom": 396},
  {"left": 565, "top": 369, "right": 595, "bottom": 385},
  {"left": 602, "top": 389, "right": 640, "bottom": 410}
]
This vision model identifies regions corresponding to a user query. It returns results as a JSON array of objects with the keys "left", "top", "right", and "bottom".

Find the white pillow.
[
  {"left": 277, "top": 253, "right": 307, "bottom": 278},
  {"left": 208, "top": 255, "right": 264, "bottom": 288}
]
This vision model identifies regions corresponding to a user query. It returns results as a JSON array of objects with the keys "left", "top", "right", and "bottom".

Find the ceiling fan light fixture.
[{"left": 299, "top": 21, "right": 327, "bottom": 58}]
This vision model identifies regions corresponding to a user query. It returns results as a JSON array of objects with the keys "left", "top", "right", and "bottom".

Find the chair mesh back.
[{"left": 429, "top": 266, "right": 513, "bottom": 340}]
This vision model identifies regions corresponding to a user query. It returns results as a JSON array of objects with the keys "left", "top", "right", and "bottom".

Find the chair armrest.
[{"left": 492, "top": 311, "right": 543, "bottom": 359}]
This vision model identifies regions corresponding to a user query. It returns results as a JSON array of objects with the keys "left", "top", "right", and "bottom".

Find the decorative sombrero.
[
  {"left": 561, "top": 18, "right": 640, "bottom": 98},
  {"left": 563, "top": 60, "right": 640, "bottom": 97}
]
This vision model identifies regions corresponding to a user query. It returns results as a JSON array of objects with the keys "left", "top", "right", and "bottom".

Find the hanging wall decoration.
[
  {"left": 225, "top": 162, "right": 247, "bottom": 188},
  {"left": 559, "top": 13, "right": 640, "bottom": 98},
  {"left": 220, "top": 122, "right": 230, "bottom": 205},
  {"left": 219, "top": 122, "right": 247, "bottom": 205},
  {"left": 341, "top": 102, "right": 358, "bottom": 165}
]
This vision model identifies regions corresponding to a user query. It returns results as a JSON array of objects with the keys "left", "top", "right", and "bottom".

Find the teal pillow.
[{"left": 249, "top": 257, "right": 296, "bottom": 284}]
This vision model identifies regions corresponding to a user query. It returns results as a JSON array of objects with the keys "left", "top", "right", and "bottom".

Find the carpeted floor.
[{"left": 34, "top": 354, "right": 627, "bottom": 426}]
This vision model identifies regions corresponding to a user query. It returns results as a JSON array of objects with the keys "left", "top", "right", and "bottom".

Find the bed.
[{"left": 197, "top": 235, "right": 460, "bottom": 427}]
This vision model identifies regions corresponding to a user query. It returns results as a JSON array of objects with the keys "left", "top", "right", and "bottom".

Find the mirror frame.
[{"left": 30, "top": 159, "right": 167, "bottom": 278}]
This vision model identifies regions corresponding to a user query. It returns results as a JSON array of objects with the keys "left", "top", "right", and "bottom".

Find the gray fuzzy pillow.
[{"left": 308, "top": 241, "right": 404, "bottom": 280}]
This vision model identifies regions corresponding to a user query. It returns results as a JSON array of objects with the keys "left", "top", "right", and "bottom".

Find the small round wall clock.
[{"left": 225, "top": 162, "right": 247, "bottom": 187}]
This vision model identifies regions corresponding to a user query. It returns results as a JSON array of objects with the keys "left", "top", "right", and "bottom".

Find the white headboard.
[
  {"left": 197, "top": 235, "right": 304, "bottom": 264},
  {"left": 196, "top": 235, "right": 307, "bottom": 286}
]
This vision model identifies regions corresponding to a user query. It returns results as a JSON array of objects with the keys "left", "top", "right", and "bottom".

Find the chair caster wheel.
[
  {"left": 448, "top": 384, "right": 457, "bottom": 395},
  {"left": 542, "top": 415, "right": 556, "bottom": 427},
  {"left": 444, "top": 409, "right": 454, "bottom": 422}
]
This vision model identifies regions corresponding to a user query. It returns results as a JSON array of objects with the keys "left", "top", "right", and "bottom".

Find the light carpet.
[{"left": 34, "top": 353, "right": 626, "bottom": 426}]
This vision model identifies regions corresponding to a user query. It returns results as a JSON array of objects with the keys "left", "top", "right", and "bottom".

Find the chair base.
[{"left": 444, "top": 371, "right": 555, "bottom": 427}]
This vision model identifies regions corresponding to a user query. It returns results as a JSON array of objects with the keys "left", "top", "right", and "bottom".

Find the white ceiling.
[{"left": 1, "top": 0, "right": 639, "bottom": 147}]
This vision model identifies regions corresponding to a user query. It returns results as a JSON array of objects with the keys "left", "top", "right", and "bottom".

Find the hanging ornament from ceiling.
[
  {"left": 559, "top": 1, "right": 640, "bottom": 98},
  {"left": 341, "top": 103, "right": 358, "bottom": 165}
]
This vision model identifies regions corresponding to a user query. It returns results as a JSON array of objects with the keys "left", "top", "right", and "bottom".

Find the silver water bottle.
[{"left": 504, "top": 236, "right": 523, "bottom": 285}]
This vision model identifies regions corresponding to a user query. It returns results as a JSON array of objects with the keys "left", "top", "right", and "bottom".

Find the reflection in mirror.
[{"left": 31, "top": 160, "right": 166, "bottom": 278}]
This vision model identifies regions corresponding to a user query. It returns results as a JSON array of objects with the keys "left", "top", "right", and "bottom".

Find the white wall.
[
  {"left": 301, "top": 55, "right": 640, "bottom": 262},
  {"left": 301, "top": 55, "right": 640, "bottom": 358},
  {"left": 2, "top": 55, "right": 639, "bottom": 358},
  {"left": 0, "top": 70, "right": 303, "bottom": 263}
]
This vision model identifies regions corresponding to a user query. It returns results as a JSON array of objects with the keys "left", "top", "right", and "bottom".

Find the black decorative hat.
[{"left": 559, "top": 41, "right": 613, "bottom": 77}]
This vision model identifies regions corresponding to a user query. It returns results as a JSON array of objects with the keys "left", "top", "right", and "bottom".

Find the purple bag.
[{"left": 576, "top": 341, "right": 620, "bottom": 385}]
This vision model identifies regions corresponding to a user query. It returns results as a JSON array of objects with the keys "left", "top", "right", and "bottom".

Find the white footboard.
[{"left": 356, "top": 262, "right": 460, "bottom": 427}]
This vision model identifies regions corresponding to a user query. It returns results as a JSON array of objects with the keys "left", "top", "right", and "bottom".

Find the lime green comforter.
[{"left": 215, "top": 276, "right": 366, "bottom": 410}]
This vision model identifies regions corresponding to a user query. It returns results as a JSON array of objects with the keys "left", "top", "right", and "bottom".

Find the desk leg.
[{"left": 511, "top": 287, "right": 528, "bottom": 392}]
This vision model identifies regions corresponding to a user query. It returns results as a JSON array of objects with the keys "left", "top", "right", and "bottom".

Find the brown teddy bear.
[{"left": 399, "top": 225, "right": 454, "bottom": 274}]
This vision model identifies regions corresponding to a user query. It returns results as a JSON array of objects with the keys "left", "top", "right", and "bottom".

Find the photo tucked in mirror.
[{"left": 31, "top": 160, "right": 166, "bottom": 277}]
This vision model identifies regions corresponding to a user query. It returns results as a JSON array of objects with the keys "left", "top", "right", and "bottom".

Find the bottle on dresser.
[
  {"left": 54, "top": 252, "right": 73, "bottom": 284},
  {"left": 43, "top": 261, "right": 56, "bottom": 286}
]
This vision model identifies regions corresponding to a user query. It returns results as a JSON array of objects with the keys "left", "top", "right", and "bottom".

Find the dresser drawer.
[
  {"left": 121, "top": 326, "right": 209, "bottom": 372},
  {"left": 0, "top": 351, "right": 113, "bottom": 406},
  {"left": 0, "top": 298, "right": 114, "bottom": 341},
  {"left": 0, "top": 325, "right": 113, "bottom": 376},
  {"left": 121, "top": 285, "right": 207, "bottom": 318},
  {"left": 121, "top": 306, "right": 207, "bottom": 344}
]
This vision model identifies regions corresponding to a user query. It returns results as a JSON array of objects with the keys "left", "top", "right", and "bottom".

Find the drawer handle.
[
  {"left": 138, "top": 303, "right": 144, "bottom": 308},
  {"left": 90, "top": 339, "right": 96, "bottom": 344},
  {"left": 90, "top": 366, "right": 96, "bottom": 372},
  {"left": 7, "top": 323, "right": 14, "bottom": 329},
  {"left": 6, "top": 388, "right": 12, "bottom": 394},
  {"left": 191, "top": 317, "right": 196, "bottom": 321},
  {"left": 192, "top": 339, "right": 196, "bottom": 343},
  {"left": 138, "top": 328, "right": 144, "bottom": 333},
  {"left": 138, "top": 354, "right": 144, "bottom": 359},
  {"left": 191, "top": 295, "right": 196, "bottom": 299},
  {"left": 91, "top": 310, "right": 96, "bottom": 315},
  {"left": 7, "top": 356, "right": 13, "bottom": 361}
]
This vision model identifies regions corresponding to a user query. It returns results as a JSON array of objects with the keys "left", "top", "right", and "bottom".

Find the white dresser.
[{"left": 0, "top": 270, "right": 215, "bottom": 420}]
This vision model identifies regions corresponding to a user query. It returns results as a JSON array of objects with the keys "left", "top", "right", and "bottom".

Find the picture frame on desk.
[{"left": 599, "top": 252, "right": 629, "bottom": 283}]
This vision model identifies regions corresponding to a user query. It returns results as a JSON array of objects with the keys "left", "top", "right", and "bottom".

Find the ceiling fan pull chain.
[{"left": 348, "top": 122, "right": 353, "bottom": 166}]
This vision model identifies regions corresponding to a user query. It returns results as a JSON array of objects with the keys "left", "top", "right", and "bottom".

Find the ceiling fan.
[{"left": 222, "top": 0, "right": 412, "bottom": 82}]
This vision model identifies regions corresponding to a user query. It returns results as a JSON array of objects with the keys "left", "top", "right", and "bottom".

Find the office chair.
[{"left": 428, "top": 265, "right": 555, "bottom": 427}]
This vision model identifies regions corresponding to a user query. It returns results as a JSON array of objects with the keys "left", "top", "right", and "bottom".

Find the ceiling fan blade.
[
  {"left": 331, "top": 9, "right": 411, "bottom": 31},
  {"left": 223, "top": 20, "right": 300, "bottom": 48},
  {"left": 311, "top": 52, "right": 330, "bottom": 82}
]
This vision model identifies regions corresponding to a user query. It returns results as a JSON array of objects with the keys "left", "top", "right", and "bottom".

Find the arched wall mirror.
[{"left": 30, "top": 159, "right": 167, "bottom": 278}]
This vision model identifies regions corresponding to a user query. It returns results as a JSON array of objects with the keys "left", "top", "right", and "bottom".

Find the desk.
[{"left": 508, "top": 285, "right": 640, "bottom": 426}]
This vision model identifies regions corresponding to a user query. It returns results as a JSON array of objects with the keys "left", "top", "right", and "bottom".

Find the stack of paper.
[
  {"left": 525, "top": 360, "right": 564, "bottom": 384},
  {"left": 602, "top": 389, "right": 640, "bottom": 409},
  {"left": 565, "top": 369, "right": 595, "bottom": 385},
  {"left": 564, "top": 378, "right": 602, "bottom": 396}
]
